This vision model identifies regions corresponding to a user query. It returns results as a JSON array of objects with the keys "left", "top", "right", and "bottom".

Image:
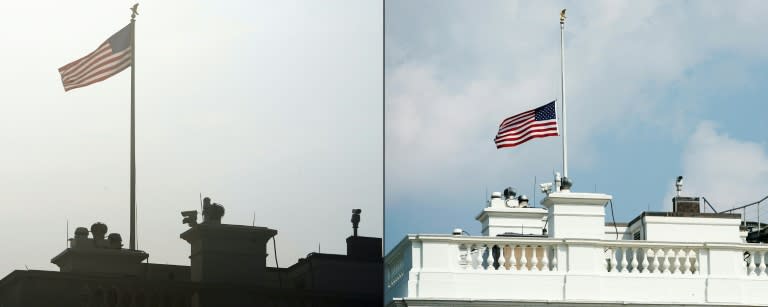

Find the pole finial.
[
  {"left": 560, "top": 9, "right": 567, "bottom": 24},
  {"left": 130, "top": 3, "right": 139, "bottom": 21}
]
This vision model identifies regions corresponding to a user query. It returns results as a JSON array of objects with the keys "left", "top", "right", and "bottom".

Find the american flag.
[
  {"left": 495, "top": 100, "right": 559, "bottom": 149},
  {"left": 59, "top": 24, "right": 133, "bottom": 92}
]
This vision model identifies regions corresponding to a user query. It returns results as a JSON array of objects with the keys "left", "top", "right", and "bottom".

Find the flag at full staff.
[
  {"left": 58, "top": 24, "right": 133, "bottom": 91},
  {"left": 494, "top": 100, "right": 559, "bottom": 149}
]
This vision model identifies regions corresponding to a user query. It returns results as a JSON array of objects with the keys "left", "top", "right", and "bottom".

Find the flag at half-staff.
[
  {"left": 494, "top": 100, "right": 559, "bottom": 149},
  {"left": 58, "top": 24, "right": 133, "bottom": 91}
]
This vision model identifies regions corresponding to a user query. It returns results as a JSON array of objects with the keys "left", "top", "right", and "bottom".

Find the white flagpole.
[{"left": 559, "top": 9, "right": 568, "bottom": 178}]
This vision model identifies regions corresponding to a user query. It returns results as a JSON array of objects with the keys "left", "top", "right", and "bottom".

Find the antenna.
[
  {"left": 252, "top": 212, "right": 256, "bottom": 226},
  {"left": 136, "top": 200, "right": 139, "bottom": 250},
  {"left": 199, "top": 193, "right": 203, "bottom": 211}
]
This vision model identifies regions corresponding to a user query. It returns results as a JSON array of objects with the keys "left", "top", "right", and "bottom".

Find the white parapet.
[
  {"left": 384, "top": 235, "right": 768, "bottom": 306},
  {"left": 475, "top": 207, "right": 547, "bottom": 237},
  {"left": 540, "top": 192, "right": 612, "bottom": 240}
]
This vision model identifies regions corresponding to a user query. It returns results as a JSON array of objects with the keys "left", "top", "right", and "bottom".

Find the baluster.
[
  {"left": 519, "top": 246, "right": 529, "bottom": 271},
  {"left": 661, "top": 248, "right": 671, "bottom": 274},
  {"left": 620, "top": 247, "right": 629, "bottom": 273},
  {"left": 609, "top": 247, "right": 617, "bottom": 273},
  {"left": 681, "top": 248, "right": 691, "bottom": 275},
  {"left": 470, "top": 244, "right": 480, "bottom": 270},
  {"left": 669, "top": 248, "right": 683, "bottom": 274},
  {"left": 530, "top": 246, "right": 539, "bottom": 271},
  {"left": 641, "top": 248, "right": 650, "bottom": 273},
  {"left": 458, "top": 244, "right": 469, "bottom": 270},
  {"left": 482, "top": 244, "right": 492, "bottom": 270},
  {"left": 748, "top": 251, "right": 757, "bottom": 276},
  {"left": 692, "top": 249, "right": 700, "bottom": 274},
  {"left": 540, "top": 246, "right": 550, "bottom": 271},
  {"left": 550, "top": 245, "right": 558, "bottom": 271},
  {"left": 759, "top": 251, "right": 767, "bottom": 276},
  {"left": 630, "top": 248, "right": 639, "bottom": 273},
  {"left": 498, "top": 245, "right": 507, "bottom": 270},
  {"left": 649, "top": 248, "right": 659, "bottom": 274},
  {"left": 509, "top": 245, "right": 518, "bottom": 271}
]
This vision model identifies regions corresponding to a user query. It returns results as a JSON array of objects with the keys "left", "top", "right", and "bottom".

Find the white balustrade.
[
  {"left": 455, "top": 240, "right": 559, "bottom": 272},
  {"left": 386, "top": 235, "right": 768, "bottom": 307},
  {"left": 385, "top": 248, "right": 406, "bottom": 289},
  {"left": 745, "top": 249, "right": 768, "bottom": 277},
  {"left": 604, "top": 244, "right": 700, "bottom": 275}
]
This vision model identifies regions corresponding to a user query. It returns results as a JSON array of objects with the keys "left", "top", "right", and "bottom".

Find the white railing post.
[
  {"left": 748, "top": 251, "right": 757, "bottom": 276},
  {"left": 530, "top": 245, "right": 539, "bottom": 271},
  {"left": 497, "top": 244, "right": 506, "bottom": 270},
  {"left": 551, "top": 244, "right": 560, "bottom": 272},
  {"left": 630, "top": 247, "right": 639, "bottom": 273},
  {"left": 509, "top": 244, "right": 518, "bottom": 271},
  {"left": 520, "top": 246, "right": 529, "bottom": 271},
  {"left": 541, "top": 246, "right": 550, "bottom": 271},
  {"left": 662, "top": 249, "right": 672, "bottom": 274}
]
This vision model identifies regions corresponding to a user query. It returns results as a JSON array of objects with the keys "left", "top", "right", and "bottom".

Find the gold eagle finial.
[
  {"left": 130, "top": 3, "right": 139, "bottom": 20},
  {"left": 560, "top": 9, "right": 567, "bottom": 23}
]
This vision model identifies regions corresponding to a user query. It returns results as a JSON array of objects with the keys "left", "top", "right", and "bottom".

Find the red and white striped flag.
[
  {"left": 59, "top": 24, "right": 133, "bottom": 91},
  {"left": 495, "top": 100, "right": 559, "bottom": 149}
]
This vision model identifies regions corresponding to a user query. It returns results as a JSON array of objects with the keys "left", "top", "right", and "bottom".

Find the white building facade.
[{"left": 385, "top": 187, "right": 768, "bottom": 306}]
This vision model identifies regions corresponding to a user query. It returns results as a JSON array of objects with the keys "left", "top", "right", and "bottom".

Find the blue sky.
[{"left": 385, "top": 0, "right": 768, "bottom": 252}]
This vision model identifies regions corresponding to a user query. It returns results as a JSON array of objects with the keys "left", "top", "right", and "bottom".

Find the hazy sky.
[
  {"left": 386, "top": 0, "right": 768, "bottom": 251},
  {"left": 0, "top": 1, "right": 381, "bottom": 276}
]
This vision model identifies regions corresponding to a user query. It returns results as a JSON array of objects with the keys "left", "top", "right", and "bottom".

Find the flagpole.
[
  {"left": 559, "top": 9, "right": 568, "bottom": 179},
  {"left": 129, "top": 4, "right": 138, "bottom": 251}
]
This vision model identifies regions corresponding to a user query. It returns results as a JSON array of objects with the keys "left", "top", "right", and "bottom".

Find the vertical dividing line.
[{"left": 129, "top": 14, "right": 137, "bottom": 251}]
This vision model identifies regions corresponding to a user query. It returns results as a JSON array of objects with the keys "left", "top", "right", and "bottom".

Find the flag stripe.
[
  {"left": 500, "top": 110, "right": 535, "bottom": 127},
  {"left": 63, "top": 56, "right": 132, "bottom": 91},
  {"left": 60, "top": 43, "right": 111, "bottom": 77},
  {"left": 495, "top": 126, "right": 559, "bottom": 142},
  {"left": 496, "top": 120, "right": 558, "bottom": 140},
  {"left": 62, "top": 46, "right": 121, "bottom": 83},
  {"left": 496, "top": 133, "right": 560, "bottom": 149},
  {"left": 59, "top": 44, "right": 110, "bottom": 73},
  {"left": 499, "top": 115, "right": 535, "bottom": 131},
  {"left": 494, "top": 101, "right": 559, "bottom": 149},
  {"left": 59, "top": 24, "right": 133, "bottom": 92},
  {"left": 498, "top": 117, "right": 535, "bottom": 135},
  {"left": 64, "top": 48, "right": 131, "bottom": 85}
]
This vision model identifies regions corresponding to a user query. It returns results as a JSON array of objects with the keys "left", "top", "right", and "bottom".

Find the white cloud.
[
  {"left": 386, "top": 0, "right": 768, "bottom": 206},
  {"left": 666, "top": 121, "right": 768, "bottom": 214}
]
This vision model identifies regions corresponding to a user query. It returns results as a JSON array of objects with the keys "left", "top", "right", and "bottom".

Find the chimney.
[
  {"left": 51, "top": 222, "right": 147, "bottom": 275},
  {"left": 672, "top": 176, "right": 700, "bottom": 215},
  {"left": 672, "top": 196, "right": 701, "bottom": 215},
  {"left": 179, "top": 199, "right": 276, "bottom": 284}
]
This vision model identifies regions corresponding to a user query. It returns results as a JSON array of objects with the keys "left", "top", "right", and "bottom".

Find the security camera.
[
  {"left": 503, "top": 187, "right": 517, "bottom": 199},
  {"left": 539, "top": 182, "right": 553, "bottom": 195},
  {"left": 675, "top": 176, "right": 683, "bottom": 196}
]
